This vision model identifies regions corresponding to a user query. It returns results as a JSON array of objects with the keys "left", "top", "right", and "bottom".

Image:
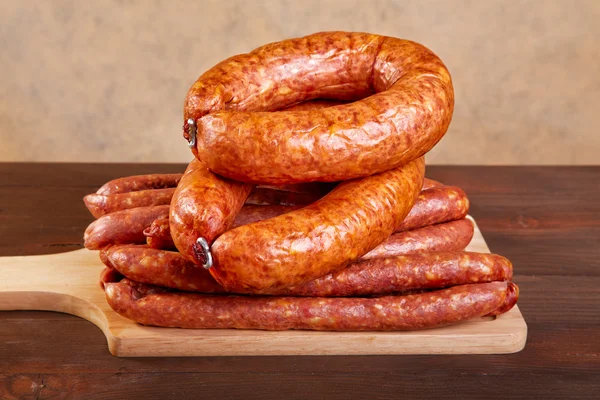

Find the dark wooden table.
[{"left": 1, "top": 164, "right": 598, "bottom": 399}]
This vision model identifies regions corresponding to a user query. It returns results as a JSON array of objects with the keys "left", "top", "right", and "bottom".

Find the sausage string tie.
[
  {"left": 186, "top": 119, "right": 196, "bottom": 149},
  {"left": 192, "top": 237, "right": 213, "bottom": 269}
]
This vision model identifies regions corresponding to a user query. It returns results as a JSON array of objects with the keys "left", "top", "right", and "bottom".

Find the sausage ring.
[{"left": 184, "top": 31, "right": 454, "bottom": 184}]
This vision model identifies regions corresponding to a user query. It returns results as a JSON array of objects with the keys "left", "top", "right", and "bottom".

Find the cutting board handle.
[
  {"left": 0, "top": 249, "right": 103, "bottom": 315},
  {"left": 0, "top": 249, "right": 124, "bottom": 355}
]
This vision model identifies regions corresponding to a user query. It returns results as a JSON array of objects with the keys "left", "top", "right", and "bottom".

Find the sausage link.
[
  {"left": 103, "top": 245, "right": 512, "bottom": 297},
  {"left": 96, "top": 173, "right": 182, "bottom": 195},
  {"left": 207, "top": 158, "right": 425, "bottom": 292},
  {"left": 144, "top": 217, "right": 176, "bottom": 249},
  {"left": 104, "top": 245, "right": 225, "bottom": 293},
  {"left": 397, "top": 186, "right": 469, "bottom": 231},
  {"left": 99, "top": 247, "right": 111, "bottom": 266},
  {"left": 84, "top": 205, "right": 169, "bottom": 250},
  {"left": 275, "top": 252, "right": 512, "bottom": 297},
  {"left": 486, "top": 282, "right": 519, "bottom": 316},
  {"left": 185, "top": 32, "right": 453, "bottom": 184},
  {"left": 119, "top": 278, "right": 171, "bottom": 296},
  {"left": 99, "top": 267, "right": 123, "bottom": 290},
  {"left": 104, "top": 281, "right": 515, "bottom": 330},
  {"left": 363, "top": 218, "right": 474, "bottom": 260},
  {"left": 169, "top": 159, "right": 253, "bottom": 264},
  {"left": 422, "top": 178, "right": 443, "bottom": 190},
  {"left": 84, "top": 188, "right": 175, "bottom": 218},
  {"left": 231, "top": 204, "right": 299, "bottom": 228}
]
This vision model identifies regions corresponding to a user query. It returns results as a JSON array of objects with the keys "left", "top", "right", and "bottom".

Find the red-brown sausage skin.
[
  {"left": 104, "top": 245, "right": 225, "bottom": 293},
  {"left": 142, "top": 205, "right": 290, "bottom": 250},
  {"left": 397, "top": 186, "right": 469, "bottom": 231},
  {"left": 84, "top": 188, "right": 175, "bottom": 218},
  {"left": 231, "top": 205, "right": 299, "bottom": 227},
  {"left": 144, "top": 207, "right": 300, "bottom": 250},
  {"left": 422, "top": 178, "right": 443, "bottom": 190},
  {"left": 144, "top": 217, "right": 176, "bottom": 250},
  {"left": 362, "top": 218, "right": 474, "bottom": 260},
  {"left": 103, "top": 246, "right": 512, "bottom": 297},
  {"left": 169, "top": 159, "right": 253, "bottom": 264},
  {"left": 276, "top": 252, "right": 512, "bottom": 297},
  {"left": 96, "top": 174, "right": 183, "bottom": 195},
  {"left": 245, "top": 187, "right": 328, "bottom": 206},
  {"left": 99, "top": 247, "right": 111, "bottom": 267},
  {"left": 282, "top": 99, "right": 349, "bottom": 111},
  {"left": 84, "top": 205, "right": 169, "bottom": 250},
  {"left": 185, "top": 32, "right": 453, "bottom": 184},
  {"left": 208, "top": 158, "right": 425, "bottom": 292},
  {"left": 99, "top": 267, "right": 123, "bottom": 290},
  {"left": 105, "top": 281, "right": 515, "bottom": 331},
  {"left": 119, "top": 278, "right": 171, "bottom": 297},
  {"left": 486, "top": 282, "right": 519, "bottom": 317}
]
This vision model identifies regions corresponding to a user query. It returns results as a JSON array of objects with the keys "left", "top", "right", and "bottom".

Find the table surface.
[{"left": 1, "top": 163, "right": 598, "bottom": 399}]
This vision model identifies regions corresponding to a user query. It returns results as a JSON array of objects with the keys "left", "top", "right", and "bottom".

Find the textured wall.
[{"left": 1, "top": 0, "right": 598, "bottom": 164}]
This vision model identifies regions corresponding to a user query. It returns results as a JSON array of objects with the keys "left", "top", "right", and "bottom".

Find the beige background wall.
[{"left": 0, "top": 0, "right": 598, "bottom": 164}]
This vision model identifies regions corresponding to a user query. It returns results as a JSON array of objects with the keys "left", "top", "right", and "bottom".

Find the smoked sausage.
[
  {"left": 144, "top": 217, "right": 176, "bottom": 250},
  {"left": 104, "top": 245, "right": 225, "bottom": 293},
  {"left": 362, "top": 218, "right": 474, "bottom": 259},
  {"left": 84, "top": 205, "right": 169, "bottom": 250},
  {"left": 421, "top": 178, "right": 443, "bottom": 190},
  {"left": 103, "top": 245, "right": 512, "bottom": 297},
  {"left": 397, "top": 186, "right": 469, "bottom": 231},
  {"left": 96, "top": 173, "right": 182, "bottom": 195},
  {"left": 184, "top": 32, "right": 453, "bottom": 184},
  {"left": 104, "top": 281, "right": 517, "bottom": 330},
  {"left": 169, "top": 159, "right": 252, "bottom": 266},
  {"left": 275, "top": 251, "right": 512, "bottom": 297},
  {"left": 99, "top": 267, "right": 123, "bottom": 290},
  {"left": 206, "top": 158, "right": 425, "bottom": 292},
  {"left": 84, "top": 188, "right": 175, "bottom": 218}
]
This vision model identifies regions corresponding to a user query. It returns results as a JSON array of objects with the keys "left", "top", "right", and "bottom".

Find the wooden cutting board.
[{"left": 0, "top": 218, "right": 527, "bottom": 357}]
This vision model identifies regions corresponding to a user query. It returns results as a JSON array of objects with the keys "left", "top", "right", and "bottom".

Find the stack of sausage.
[{"left": 84, "top": 31, "right": 518, "bottom": 331}]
